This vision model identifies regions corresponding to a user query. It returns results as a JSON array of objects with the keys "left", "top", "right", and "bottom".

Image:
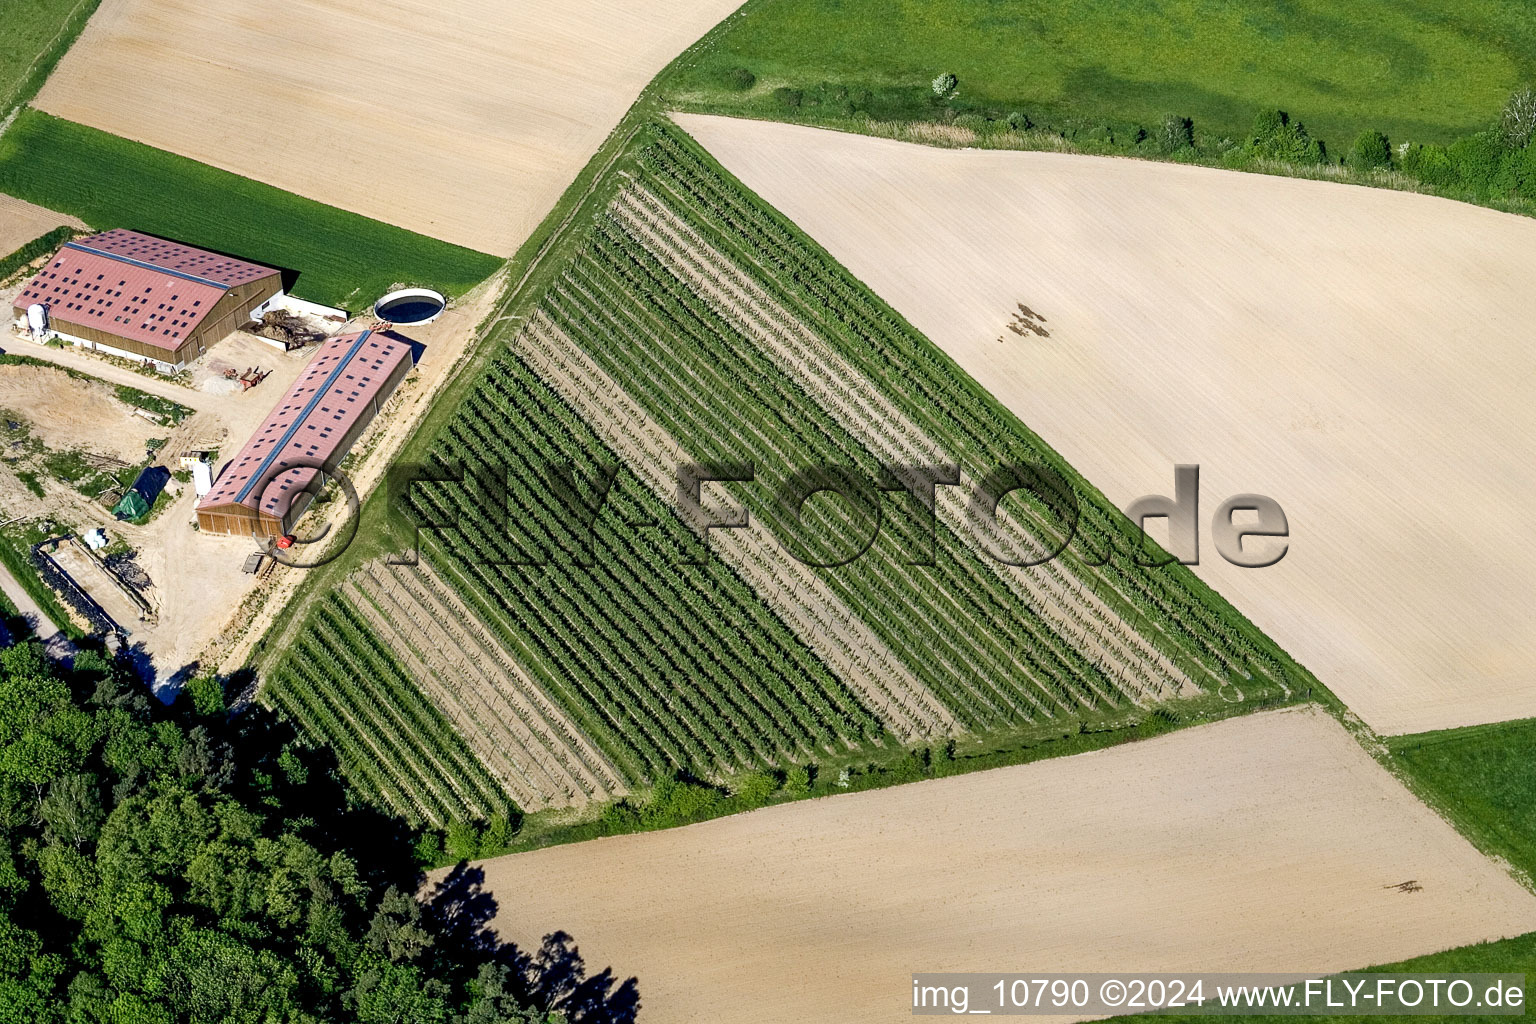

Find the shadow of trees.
[
  {"left": 427, "top": 863, "right": 640, "bottom": 1024},
  {"left": 221, "top": 679, "right": 641, "bottom": 1023}
]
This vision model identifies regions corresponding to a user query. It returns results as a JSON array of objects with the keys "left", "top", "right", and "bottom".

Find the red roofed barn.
[
  {"left": 12, "top": 229, "right": 283, "bottom": 370},
  {"left": 195, "top": 329, "right": 412, "bottom": 538}
]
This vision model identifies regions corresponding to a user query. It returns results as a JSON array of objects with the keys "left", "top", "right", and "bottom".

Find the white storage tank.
[
  {"left": 26, "top": 303, "right": 48, "bottom": 340},
  {"left": 190, "top": 460, "right": 213, "bottom": 498}
]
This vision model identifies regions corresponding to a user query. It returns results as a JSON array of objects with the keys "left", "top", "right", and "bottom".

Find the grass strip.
[{"left": 0, "top": 110, "right": 501, "bottom": 310}]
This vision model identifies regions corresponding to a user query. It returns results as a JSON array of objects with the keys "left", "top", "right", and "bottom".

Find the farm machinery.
[{"left": 224, "top": 366, "right": 270, "bottom": 390}]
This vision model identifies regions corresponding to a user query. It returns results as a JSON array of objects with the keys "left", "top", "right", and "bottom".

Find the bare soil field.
[
  {"left": 35, "top": 0, "right": 743, "bottom": 256},
  {"left": 0, "top": 192, "right": 83, "bottom": 256},
  {"left": 676, "top": 113, "right": 1536, "bottom": 736},
  {"left": 466, "top": 708, "right": 1536, "bottom": 1024},
  {"left": 0, "top": 362, "right": 159, "bottom": 461}
]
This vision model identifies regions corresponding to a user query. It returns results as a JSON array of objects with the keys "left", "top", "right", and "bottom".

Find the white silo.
[
  {"left": 26, "top": 304, "right": 48, "bottom": 341},
  {"left": 191, "top": 460, "right": 213, "bottom": 498}
]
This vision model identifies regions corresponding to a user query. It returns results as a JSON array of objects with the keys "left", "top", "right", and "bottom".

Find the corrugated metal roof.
[
  {"left": 12, "top": 229, "right": 279, "bottom": 353},
  {"left": 197, "top": 330, "right": 411, "bottom": 519},
  {"left": 71, "top": 229, "right": 275, "bottom": 286}
]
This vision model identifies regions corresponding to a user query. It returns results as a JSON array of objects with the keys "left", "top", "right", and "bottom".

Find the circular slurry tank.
[{"left": 374, "top": 287, "right": 446, "bottom": 325}]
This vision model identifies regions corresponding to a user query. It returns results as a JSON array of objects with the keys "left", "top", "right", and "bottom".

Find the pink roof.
[
  {"left": 13, "top": 229, "right": 279, "bottom": 353},
  {"left": 198, "top": 330, "right": 411, "bottom": 519}
]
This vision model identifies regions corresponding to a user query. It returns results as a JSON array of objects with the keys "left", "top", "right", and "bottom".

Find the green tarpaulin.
[{"left": 113, "top": 490, "right": 149, "bottom": 520}]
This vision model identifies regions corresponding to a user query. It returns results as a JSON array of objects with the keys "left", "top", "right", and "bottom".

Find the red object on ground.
[{"left": 275, "top": 535, "right": 295, "bottom": 549}]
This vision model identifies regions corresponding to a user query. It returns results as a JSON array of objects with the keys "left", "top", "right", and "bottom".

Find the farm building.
[
  {"left": 195, "top": 329, "right": 412, "bottom": 538},
  {"left": 11, "top": 229, "right": 283, "bottom": 371}
]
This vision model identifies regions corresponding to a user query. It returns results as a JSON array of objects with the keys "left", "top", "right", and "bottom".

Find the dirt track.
[
  {"left": 677, "top": 113, "right": 1536, "bottom": 737},
  {"left": 465, "top": 707, "right": 1536, "bottom": 1024},
  {"left": 36, "top": 0, "right": 742, "bottom": 255}
]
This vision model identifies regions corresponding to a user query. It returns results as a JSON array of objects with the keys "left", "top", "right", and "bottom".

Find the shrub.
[
  {"left": 480, "top": 814, "right": 514, "bottom": 855},
  {"left": 1401, "top": 142, "right": 1454, "bottom": 186},
  {"left": 1492, "top": 146, "right": 1526, "bottom": 195},
  {"left": 810, "top": 81, "right": 855, "bottom": 116},
  {"left": 771, "top": 86, "right": 803, "bottom": 108},
  {"left": 1158, "top": 113, "right": 1194, "bottom": 153},
  {"left": 641, "top": 773, "right": 726, "bottom": 828},
  {"left": 1006, "top": 110, "right": 1032, "bottom": 131},
  {"left": 599, "top": 799, "right": 643, "bottom": 832},
  {"left": 1246, "top": 109, "right": 1326, "bottom": 164},
  {"left": 1347, "top": 130, "right": 1392, "bottom": 170},
  {"left": 1083, "top": 124, "right": 1115, "bottom": 146},
  {"left": 733, "top": 770, "right": 778, "bottom": 806},
  {"left": 718, "top": 66, "right": 756, "bottom": 91},
  {"left": 276, "top": 747, "right": 308, "bottom": 786},
  {"left": 411, "top": 831, "right": 443, "bottom": 867},
  {"left": 1514, "top": 144, "right": 1536, "bottom": 199},
  {"left": 952, "top": 112, "right": 990, "bottom": 134},
  {"left": 444, "top": 819, "right": 481, "bottom": 861},
  {"left": 931, "top": 72, "right": 957, "bottom": 97},
  {"left": 1499, "top": 86, "right": 1536, "bottom": 149},
  {"left": 891, "top": 748, "right": 932, "bottom": 783},
  {"left": 1447, "top": 132, "right": 1504, "bottom": 192},
  {"left": 784, "top": 763, "right": 812, "bottom": 794}
]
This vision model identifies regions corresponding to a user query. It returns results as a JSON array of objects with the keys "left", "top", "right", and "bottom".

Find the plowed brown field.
[
  {"left": 467, "top": 708, "right": 1536, "bottom": 1024},
  {"left": 35, "top": 0, "right": 741, "bottom": 255},
  {"left": 0, "top": 192, "right": 83, "bottom": 255}
]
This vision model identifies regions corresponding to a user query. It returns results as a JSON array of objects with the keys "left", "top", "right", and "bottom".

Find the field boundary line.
[{"left": 0, "top": 0, "right": 99, "bottom": 125}]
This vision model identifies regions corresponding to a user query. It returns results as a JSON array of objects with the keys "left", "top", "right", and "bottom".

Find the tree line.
[{"left": 0, "top": 637, "right": 634, "bottom": 1023}]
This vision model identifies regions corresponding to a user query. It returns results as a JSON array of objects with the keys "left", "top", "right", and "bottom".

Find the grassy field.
[
  {"left": 1390, "top": 718, "right": 1536, "bottom": 882},
  {"left": 257, "top": 115, "right": 1320, "bottom": 833},
  {"left": 664, "top": 0, "right": 1536, "bottom": 151},
  {"left": 0, "top": 111, "right": 501, "bottom": 309},
  {"left": 0, "top": 0, "right": 99, "bottom": 116}
]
